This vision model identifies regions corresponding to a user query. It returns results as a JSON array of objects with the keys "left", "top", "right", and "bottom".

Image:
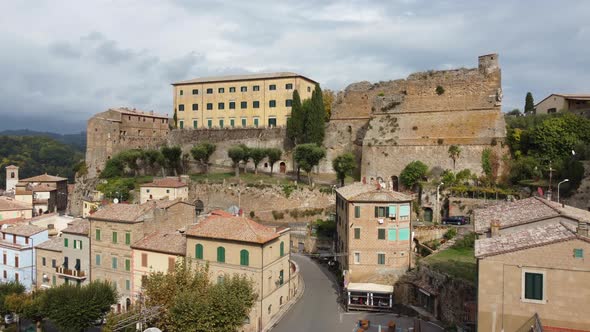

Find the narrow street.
[{"left": 273, "top": 255, "right": 443, "bottom": 332}]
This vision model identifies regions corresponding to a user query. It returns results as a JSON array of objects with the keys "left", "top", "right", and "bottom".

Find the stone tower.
[{"left": 5, "top": 165, "right": 19, "bottom": 193}]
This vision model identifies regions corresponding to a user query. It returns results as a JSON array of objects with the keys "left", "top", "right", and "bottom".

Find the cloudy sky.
[{"left": 0, "top": 0, "right": 588, "bottom": 133}]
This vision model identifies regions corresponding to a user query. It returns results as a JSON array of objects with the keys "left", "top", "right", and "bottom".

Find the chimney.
[
  {"left": 490, "top": 220, "right": 501, "bottom": 237},
  {"left": 577, "top": 221, "right": 589, "bottom": 237}
]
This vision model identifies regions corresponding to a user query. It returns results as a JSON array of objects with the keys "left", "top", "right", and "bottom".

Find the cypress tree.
[
  {"left": 306, "top": 84, "right": 326, "bottom": 145},
  {"left": 524, "top": 92, "right": 535, "bottom": 115},
  {"left": 287, "top": 90, "right": 304, "bottom": 145}
]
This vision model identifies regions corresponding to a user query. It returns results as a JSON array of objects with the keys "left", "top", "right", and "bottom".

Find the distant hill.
[{"left": 0, "top": 129, "right": 86, "bottom": 152}]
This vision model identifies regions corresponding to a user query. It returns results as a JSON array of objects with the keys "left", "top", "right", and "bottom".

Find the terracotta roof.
[
  {"left": 336, "top": 182, "right": 412, "bottom": 202},
  {"left": 131, "top": 232, "right": 186, "bottom": 255},
  {"left": 154, "top": 198, "right": 193, "bottom": 209},
  {"left": 474, "top": 197, "right": 590, "bottom": 233},
  {"left": 172, "top": 72, "right": 317, "bottom": 85},
  {"left": 186, "top": 214, "right": 282, "bottom": 244},
  {"left": 35, "top": 237, "right": 63, "bottom": 252},
  {"left": 475, "top": 221, "right": 589, "bottom": 258},
  {"left": 141, "top": 178, "right": 187, "bottom": 188},
  {"left": 20, "top": 174, "right": 67, "bottom": 182},
  {"left": 89, "top": 203, "right": 153, "bottom": 223},
  {"left": 2, "top": 224, "right": 46, "bottom": 237},
  {"left": 0, "top": 196, "right": 32, "bottom": 211},
  {"left": 210, "top": 209, "right": 236, "bottom": 217},
  {"left": 31, "top": 183, "right": 57, "bottom": 192},
  {"left": 535, "top": 93, "right": 590, "bottom": 106},
  {"left": 62, "top": 219, "right": 89, "bottom": 236}
]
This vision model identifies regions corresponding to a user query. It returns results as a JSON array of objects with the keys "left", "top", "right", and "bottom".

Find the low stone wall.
[
  {"left": 414, "top": 225, "right": 448, "bottom": 244},
  {"left": 448, "top": 196, "right": 504, "bottom": 218}
]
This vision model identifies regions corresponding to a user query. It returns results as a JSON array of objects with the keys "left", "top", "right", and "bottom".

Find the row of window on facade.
[
  {"left": 193, "top": 241, "right": 285, "bottom": 267},
  {"left": 352, "top": 227, "right": 411, "bottom": 241},
  {"left": 352, "top": 251, "right": 406, "bottom": 265},
  {"left": 179, "top": 83, "right": 306, "bottom": 96},
  {"left": 179, "top": 117, "right": 282, "bottom": 129},
  {"left": 126, "top": 116, "right": 168, "bottom": 124},
  {"left": 1, "top": 233, "right": 32, "bottom": 244},
  {"left": 95, "top": 229, "right": 132, "bottom": 245},
  {"left": 178, "top": 99, "right": 293, "bottom": 112}
]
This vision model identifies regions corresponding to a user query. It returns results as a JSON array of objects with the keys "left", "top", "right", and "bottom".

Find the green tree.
[
  {"left": 400, "top": 161, "right": 428, "bottom": 189},
  {"left": 6, "top": 291, "right": 45, "bottom": 332},
  {"left": 42, "top": 281, "right": 117, "bottom": 332},
  {"left": 228, "top": 146, "right": 246, "bottom": 177},
  {"left": 239, "top": 144, "right": 252, "bottom": 174},
  {"left": 161, "top": 146, "right": 182, "bottom": 175},
  {"left": 265, "top": 148, "right": 282, "bottom": 176},
  {"left": 249, "top": 148, "right": 267, "bottom": 174},
  {"left": 294, "top": 144, "right": 326, "bottom": 184},
  {"left": 332, "top": 152, "right": 356, "bottom": 186},
  {"left": 322, "top": 89, "right": 335, "bottom": 122},
  {"left": 448, "top": 145, "right": 462, "bottom": 170},
  {"left": 173, "top": 111, "right": 178, "bottom": 128},
  {"left": 286, "top": 90, "right": 304, "bottom": 146},
  {"left": 96, "top": 177, "right": 136, "bottom": 202},
  {"left": 508, "top": 156, "right": 542, "bottom": 184},
  {"left": 0, "top": 282, "right": 25, "bottom": 316},
  {"left": 524, "top": 92, "right": 535, "bottom": 115},
  {"left": 190, "top": 142, "right": 216, "bottom": 173},
  {"left": 306, "top": 84, "right": 326, "bottom": 145},
  {"left": 506, "top": 108, "right": 522, "bottom": 116},
  {"left": 481, "top": 148, "right": 493, "bottom": 178}
]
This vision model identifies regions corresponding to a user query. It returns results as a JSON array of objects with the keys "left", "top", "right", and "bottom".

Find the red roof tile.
[
  {"left": 20, "top": 174, "right": 67, "bottom": 182},
  {"left": 186, "top": 214, "right": 281, "bottom": 244},
  {"left": 0, "top": 196, "right": 32, "bottom": 211},
  {"left": 131, "top": 232, "right": 186, "bottom": 255}
]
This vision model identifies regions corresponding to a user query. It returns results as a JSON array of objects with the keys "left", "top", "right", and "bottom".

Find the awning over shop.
[{"left": 347, "top": 282, "right": 394, "bottom": 294}]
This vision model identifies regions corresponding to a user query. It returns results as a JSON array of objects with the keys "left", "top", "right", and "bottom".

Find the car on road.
[{"left": 442, "top": 216, "right": 468, "bottom": 225}]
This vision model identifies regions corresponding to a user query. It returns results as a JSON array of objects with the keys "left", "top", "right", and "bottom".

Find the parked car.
[
  {"left": 442, "top": 216, "right": 468, "bottom": 225},
  {"left": 4, "top": 313, "right": 14, "bottom": 325}
]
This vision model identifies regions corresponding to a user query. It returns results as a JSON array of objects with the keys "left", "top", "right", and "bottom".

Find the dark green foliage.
[
  {"left": 400, "top": 160, "right": 428, "bottom": 189},
  {"left": 0, "top": 136, "right": 83, "bottom": 184},
  {"left": 452, "top": 232, "right": 476, "bottom": 249},
  {"left": 249, "top": 148, "right": 267, "bottom": 174},
  {"left": 190, "top": 142, "right": 216, "bottom": 173},
  {"left": 0, "top": 281, "right": 25, "bottom": 315},
  {"left": 508, "top": 156, "right": 542, "bottom": 184},
  {"left": 160, "top": 146, "right": 182, "bottom": 175},
  {"left": 556, "top": 158, "right": 585, "bottom": 196},
  {"left": 0, "top": 130, "right": 86, "bottom": 151},
  {"left": 265, "top": 148, "right": 282, "bottom": 175},
  {"left": 42, "top": 280, "right": 118, "bottom": 332},
  {"left": 287, "top": 85, "right": 326, "bottom": 146},
  {"left": 96, "top": 177, "right": 137, "bottom": 201},
  {"left": 294, "top": 143, "right": 326, "bottom": 184},
  {"left": 481, "top": 148, "right": 493, "bottom": 178},
  {"left": 448, "top": 145, "right": 461, "bottom": 170},
  {"left": 173, "top": 111, "right": 178, "bottom": 128},
  {"left": 524, "top": 92, "right": 535, "bottom": 114},
  {"left": 101, "top": 148, "right": 168, "bottom": 179},
  {"left": 332, "top": 152, "right": 356, "bottom": 186},
  {"left": 506, "top": 108, "right": 522, "bottom": 116},
  {"left": 228, "top": 146, "right": 246, "bottom": 177},
  {"left": 436, "top": 85, "right": 445, "bottom": 95},
  {"left": 443, "top": 228, "right": 457, "bottom": 240},
  {"left": 73, "top": 160, "right": 88, "bottom": 177},
  {"left": 315, "top": 219, "right": 336, "bottom": 238},
  {"left": 287, "top": 90, "right": 304, "bottom": 145}
]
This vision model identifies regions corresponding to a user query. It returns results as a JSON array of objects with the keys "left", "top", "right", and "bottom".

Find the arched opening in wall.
[
  {"left": 126, "top": 298, "right": 131, "bottom": 312},
  {"left": 38, "top": 209, "right": 43, "bottom": 216},
  {"left": 264, "top": 162, "right": 268, "bottom": 168},
  {"left": 423, "top": 208, "right": 433, "bottom": 223},
  {"left": 10, "top": 172, "right": 15, "bottom": 179},
  {"left": 194, "top": 199, "right": 204, "bottom": 215},
  {"left": 107, "top": 156, "right": 111, "bottom": 160},
  {"left": 279, "top": 162, "right": 286, "bottom": 174},
  {"left": 149, "top": 194, "right": 153, "bottom": 200},
  {"left": 280, "top": 296, "right": 283, "bottom": 306},
  {"left": 391, "top": 176, "right": 399, "bottom": 191}
]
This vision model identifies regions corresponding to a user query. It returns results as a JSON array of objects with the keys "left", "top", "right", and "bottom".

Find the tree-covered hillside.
[
  {"left": 0, "top": 136, "right": 84, "bottom": 184},
  {"left": 0, "top": 130, "right": 86, "bottom": 152}
]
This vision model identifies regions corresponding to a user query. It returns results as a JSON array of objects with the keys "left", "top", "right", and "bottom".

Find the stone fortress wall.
[{"left": 320, "top": 54, "right": 507, "bottom": 182}]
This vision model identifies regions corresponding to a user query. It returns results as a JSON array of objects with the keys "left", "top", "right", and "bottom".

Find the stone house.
[
  {"left": 0, "top": 196, "right": 32, "bottom": 221},
  {"left": 535, "top": 93, "right": 590, "bottom": 116},
  {"left": 0, "top": 224, "right": 48, "bottom": 290},
  {"left": 17, "top": 174, "right": 68, "bottom": 214},
  {"left": 35, "top": 237, "right": 63, "bottom": 289},
  {"left": 185, "top": 210, "right": 292, "bottom": 332},
  {"left": 475, "top": 221, "right": 590, "bottom": 331},
  {"left": 59, "top": 219, "right": 90, "bottom": 286},
  {"left": 82, "top": 190, "right": 104, "bottom": 218},
  {"left": 89, "top": 199, "right": 196, "bottom": 312},
  {"left": 139, "top": 177, "right": 188, "bottom": 204}
]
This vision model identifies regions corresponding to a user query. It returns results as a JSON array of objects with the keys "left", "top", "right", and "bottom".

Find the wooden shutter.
[
  {"left": 168, "top": 257, "right": 175, "bottom": 272},
  {"left": 141, "top": 253, "right": 147, "bottom": 267}
]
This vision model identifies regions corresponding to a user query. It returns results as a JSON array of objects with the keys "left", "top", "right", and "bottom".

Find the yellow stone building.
[
  {"left": 172, "top": 72, "right": 317, "bottom": 129},
  {"left": 139, "top": 178, "right": 188, "bottom": 204}
]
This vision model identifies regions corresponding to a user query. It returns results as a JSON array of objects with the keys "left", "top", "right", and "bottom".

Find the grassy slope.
[{"left": 423, "top": 246, "right": 477, "bottom": 283}]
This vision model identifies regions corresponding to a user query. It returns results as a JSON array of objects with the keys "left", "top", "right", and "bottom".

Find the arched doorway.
[
  {"left": 391, "top": 176, "right": 399, "bottom": 191},
  {"left": 279, "top": 162, "right": 286, "bottom": 173},
  {"left": 423, "top": 208, "right": 433, "bottom": 223},
  {"left": 38, "top": 208, "right": 43, "bottom": 216},
  {"left": 194, "top": 199, "right": 204, "bottom": 215}
]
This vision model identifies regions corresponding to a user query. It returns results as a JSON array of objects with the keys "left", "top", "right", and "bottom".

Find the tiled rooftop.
[
  {"left": 474, "top": 197, "right": 590, "bottom": 233},
  {"left": 140, "top": 178, "right": 187, "bottom": 189},
  {"left": 475, "top": 221, "right": 586, "bottom": 258},
  {"left": 336, "top": 182, "right": 413, "bottom": 202},
  {"left": 31, "top": 183, "right": 57, "bottom": 192},
  {"left": 0, "top": 196, "right": 32, "bottom": 211},
  {"left": 2, "top": 224, "right": 46, "bottom": 237},
  {"left": 35, "top": 237, "right": 63, "bottom": 252},
  {"left": 89, "top": 203, "right": 153, "bottom": 223},
  {"left": 19, "top": 173, "right": 67, "bottom": 182},
  {"left": 62, "top": 219, "right": 90, "bottom": 236},
  {"left": 186, "top": 214, "right": 282, "bottom": 244},
  {"left": 131, "top": 232, "right": 186, "bottom": 255},
  {"left": 172, "top": 72, "right": 316, "bottom": 85}
]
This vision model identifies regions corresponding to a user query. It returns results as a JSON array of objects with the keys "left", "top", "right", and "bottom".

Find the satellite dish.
[
  {"left": 144, "top": 328, "right": 162, "bottom": 332},
  {"left": 113, "top": 198, "right": 119, "bottom": 204}
]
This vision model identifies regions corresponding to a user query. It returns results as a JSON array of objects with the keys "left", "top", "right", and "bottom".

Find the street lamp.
[
  {"left": 557, "top": 179, "right": 569, "bottom": 203},
  {"left": 436, "top": 182, "right": 444, "bottom": 224}
]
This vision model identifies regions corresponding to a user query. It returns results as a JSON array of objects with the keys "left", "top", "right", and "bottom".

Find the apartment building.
[
  {"left": 131, "top": 231, "right": 185, "bottom": 295},
  {"left": 172, "top": 72, "right": 317, "bottom": 130},
  {"left": 35, "top": 237, "right": 63, "bottom": 289},
  {"left": 89, "top": 199, "right": 196, "bottom": 312},
  {"left": 139, "top": 177, "right": 188, "bottom": 204},
  {"left": 476, "top": 221, "right": 590, "bottom": 331},
  {"left": 59, "top": 219, "right": 90, "bottom": 285},
  {"left": 0, "top": 224, "right": 48, "bottom": 290},
  {"left": 17, "top": 174, "right": 68, "bottom": 213},
  {"left": 185, "top": 211, "right": 292, "bottom": 332}
]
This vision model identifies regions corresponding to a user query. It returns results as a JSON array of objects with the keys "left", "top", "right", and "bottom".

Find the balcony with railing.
[{"left": 55, "top": 266, "right": 87, "bottom": 280}]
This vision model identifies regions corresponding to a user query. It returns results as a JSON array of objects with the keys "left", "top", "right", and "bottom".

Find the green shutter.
[
  {"left": 217, "top": 247, "right": 225, "bottom": 263},
  {"left": 240, "top": 250, "right": 249, "bottom": 266},
  {"left": 354, "top": 228, "right": 361, "bottom": 239},
  {"left": 96, "top": 254, "right": 101, "bottom": 266},
  {"left": 378, "top": 253, "right": 385, "bottom": 265},
  {"left": 96, "top": 229, "right": 101, "bottom": 241},
  {"left": 125, "top": 232, "right": 131, "bottom": 245},
  {"left": 280, "top": 242, "right": 285, "bottom": 257},
  {"left": 374, "top": 206, "right": 379, "bottom": 217},
  {"left": 525, "top": 273, "right": 543, "bottom": 300},
  {"left": 355, "top": 206, "right": 360, "bottom": 218},
  {"left": 125, "top": 259, "right": 131, "bottom": 271},
  {"left": 126, "top": 280, "right": 130, "bottom": 291},
  {"left": 112, "top": 257, "right": 117, "bottom": 269},
  {"left": 398, "top": 228, "right": 410, "bottom": 241},
  {"left": 64, "top": 238, "right": 68, "bottom": 247},
  {"left": 378, "top": 229, "right": 386, "bottom": 240},
  {"left": 112, "top": 232, "right": 117, "bottom": 244},
  {"left": 574, "top": 248, "right": 584, "bottom": 258},
  {"left": 195, "top": 244, "right": 203, "bottom": 259},
  {"left": 79, "top": 241, "right": 82, "bottom": 250},
  {"left": 388, "top": 229, "right": 397, "bottom": 241}
]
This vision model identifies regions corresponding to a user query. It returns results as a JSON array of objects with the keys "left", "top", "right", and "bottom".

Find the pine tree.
[{"left": 524, "top": 92, "right": 535, "bottom": 115}]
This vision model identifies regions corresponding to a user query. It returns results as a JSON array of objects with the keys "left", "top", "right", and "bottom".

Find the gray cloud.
[{"left": 0, "top": 0, "right": 588, "bottom": 133}]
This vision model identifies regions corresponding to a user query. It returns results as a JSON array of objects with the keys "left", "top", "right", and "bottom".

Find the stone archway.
[
  {"left": 423, "top": 207, "right": 433, "bottom": 222},
  {"left": 279, "top": 162, "right": 287, "bottom": 173},
  {"left": 391, "top": 176, "right": 399, "bottom": 191},
  {"left": 194, "top": 199, "right": 204, "bottom": 215}
]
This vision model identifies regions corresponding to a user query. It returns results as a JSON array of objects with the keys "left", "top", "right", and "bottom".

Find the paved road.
[{"left": 272, "top": 255, "right": 443, "bottom": 332}]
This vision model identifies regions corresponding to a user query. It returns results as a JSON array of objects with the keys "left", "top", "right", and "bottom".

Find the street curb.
[{"left": 263, "top": 265, "right": 306, "bottom": 332}]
